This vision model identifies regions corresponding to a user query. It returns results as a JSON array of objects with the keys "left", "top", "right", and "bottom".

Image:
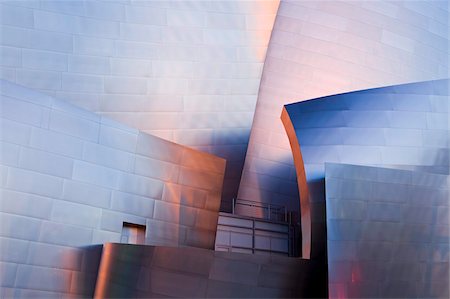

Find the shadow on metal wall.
[
  {"left": 212, "top": 129, "right": 252, "bottom": 213},
  {"left": 92, "top": 243, "right": 328, "bottom": 298},
  {"left": 68, "top": 245, "right": 103, "bottom": 298}
]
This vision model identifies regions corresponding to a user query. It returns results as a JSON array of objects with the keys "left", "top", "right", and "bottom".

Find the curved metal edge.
[{"left": 280, "top": 107, "right": 311, "bottom": 259}]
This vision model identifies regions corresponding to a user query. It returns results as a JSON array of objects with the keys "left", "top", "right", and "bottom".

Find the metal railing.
[
  {"left": 231, "top": 198, "right": 288, "bottom": 223},
  {"left": 216, "top": 212, "right": 290, "bottom": 256},
  {"left": 215, "top": 244, "right": 289, "bottom": 255}
]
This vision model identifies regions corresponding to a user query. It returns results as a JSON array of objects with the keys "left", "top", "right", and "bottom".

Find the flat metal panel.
[{"left": 326, "top": 163, "right": 450, "bottom": 298}]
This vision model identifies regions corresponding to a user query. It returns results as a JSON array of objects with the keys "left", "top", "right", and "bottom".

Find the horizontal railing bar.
[
  {"left": 217, "top": 226, "right": 289, "bottom": 236},
  {"left": 218, "top": 212, "right": 290, "bottom": 225},
  {"left": 236, "top": 199, "right": 285, "bottom": 209},
  {"left": 215, "top": 245, "right": 288, "bottom": 254}
]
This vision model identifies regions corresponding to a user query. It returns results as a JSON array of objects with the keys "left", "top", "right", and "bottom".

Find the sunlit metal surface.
[
  {"left": 0, "top": 80, "right": 226, "bottom": 297},
  {"left": 239, "top": 0, "right": 449, "bottom": 220},
  {"left": 0, "top": 0, "right": 281, "bottom": 207},
  {"left": 282, "top": 79, "right": 449, "bottom": 297}
]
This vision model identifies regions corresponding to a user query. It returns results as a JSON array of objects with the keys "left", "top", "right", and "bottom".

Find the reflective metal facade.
[
  {"left": 239, "top": 0, "right": 449, "bottom": 215},
  {"left": 326, "top": 163, "right": 449, "bottom": 298},
  {"left": 0, "top": 0, "right": 280, "bottom": 207},
  {"left": 0, "top": 1, "right": 448, "bottom": 298},
  {"left": 94, "top": 243, "right": 326, "bottom": 298},
  {"left": 282, "top": 79, "right": 449, "bottom": 297},
  {"left": 0, "top": 80, "right": 225, "bottom": 297},
  {"left": 282, "top": 79, "right": 448, "bottom": 257}
]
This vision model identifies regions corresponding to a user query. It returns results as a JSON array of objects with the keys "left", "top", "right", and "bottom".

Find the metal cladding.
[
  {"left": 282, "top": 79, "right": 449, "bottom": 297},
  {"left": 94, "top": 243, "right": 327, "bottom": 298},
  {"left": 238, "top": 0, "right": 449, "bottom": 217},
  {"left": 326, "top": 163, "right": 449, "bottom": 298},
  {"left": 0, "top": 1, "right": 449, "bottom": 298},
  {"left": 0, "top": 0, "right": 280, "bottom": 208},
  {"left": 0, "top": 80, "right": 226, "bottom": 297}
]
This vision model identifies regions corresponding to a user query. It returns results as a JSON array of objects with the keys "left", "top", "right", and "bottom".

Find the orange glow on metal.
[
  {"left": 93, "top": 244, "right": 112, "bottom": 299},
  {"left": 281, "top": 107, "right": 311, "bottom": 259}
]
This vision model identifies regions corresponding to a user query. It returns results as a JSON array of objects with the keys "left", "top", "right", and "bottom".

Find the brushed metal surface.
[{"left": 0, "top": 80, "right": 226, "bottom": 297}]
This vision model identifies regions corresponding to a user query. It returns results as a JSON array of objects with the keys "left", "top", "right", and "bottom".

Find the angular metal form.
[
  {"left": 94, "top": 242, "right": 327, "bottom": 298},
  {"left": 0, "top": 80, "right": 226, "bottom": 297},
  {"left": 281, "top": 79, "right": 449, "bottom": 297},
  {"left": 0, "top": 0, "right": 281, "bottom": 208},
  {"left": 282, "top": 79, "right": 449, "bottom": 259},
  {"left": 239, "top": 0, "right": 449, "bottom": 221}
]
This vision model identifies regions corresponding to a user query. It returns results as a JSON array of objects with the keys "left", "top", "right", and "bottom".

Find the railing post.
[
  {"left": 252, "top": 218, "right": 255, "bottom": 254},
  {"left": 231, "top": 198, "right": 290, "bottom": 223},
  {"left": 291, "top": 226, "right": 295, "bottom": 257},
  {"left": 284, "top": 206, "right": 287, "bottom": 223}
]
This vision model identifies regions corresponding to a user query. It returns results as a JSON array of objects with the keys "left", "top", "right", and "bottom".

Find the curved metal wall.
[
  {"left": 94, "top": 243, "right": 327, "bottom": 298},
  {"left": 238, "top": 0, "right": 449, "bottom": 216},
  {"left": 282, "top": 79, "right": 449, "bottom": 258},
  {"left": 0, "top": 0, "right": 280, "bottom": 208},
  {"left": 0, "top": 80, "right": 225, "bottom": 297}
]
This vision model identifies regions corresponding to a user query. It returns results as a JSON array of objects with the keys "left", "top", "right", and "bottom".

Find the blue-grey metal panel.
[
  {"left": 282, "top": 79, "right": 449, "bottom": 259},
  {"left": 326, "top": 163, "right": 449, "bottom": 298},
  {"left": 0, "top": 80, "right": 226, "bottom": 297}
]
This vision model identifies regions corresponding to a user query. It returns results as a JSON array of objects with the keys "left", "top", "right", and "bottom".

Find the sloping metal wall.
[
  {"left": 0, "top": 0, "right": 280, "bottom": 207},
  {"left": 0, "top": 80, "right": 225, "bottom": 297},
  {"left": 238, "top": 0, "right": 449, "bottom": 218}
]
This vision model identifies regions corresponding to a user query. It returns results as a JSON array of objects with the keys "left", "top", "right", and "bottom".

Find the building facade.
[{"left": 0, "top": 1, "right": 449, "bottom": 298}]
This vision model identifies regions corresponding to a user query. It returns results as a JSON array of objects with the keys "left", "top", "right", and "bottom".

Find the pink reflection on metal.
[{"left": 281, "top": 106, "right": 311, "bottom": 259}]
